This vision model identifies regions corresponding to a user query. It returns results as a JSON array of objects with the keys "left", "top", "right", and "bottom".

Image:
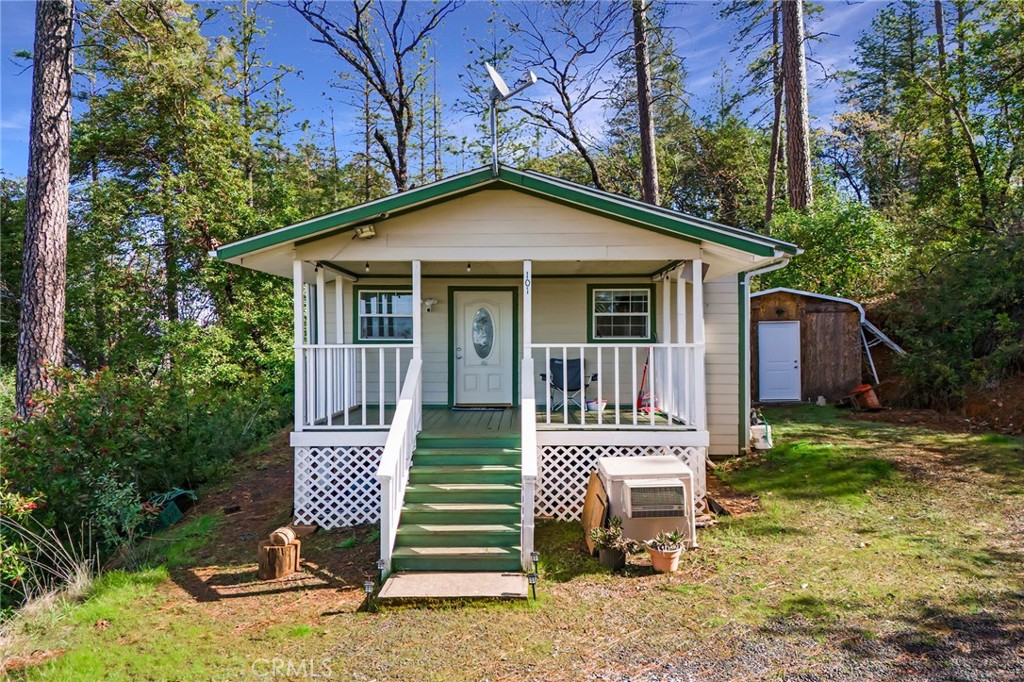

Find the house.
[
  {"left": 211, "top": 166, "right": 801, "bottom": 576},
  {"left": 750, "top": 287, "right": 905, "bottom": 402}
]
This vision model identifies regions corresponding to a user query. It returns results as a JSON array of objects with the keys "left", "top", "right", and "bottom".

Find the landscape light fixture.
[
  {"left": 485, "top": 62, "right": 538, "bottom": 176},
  {"left": 363, "top": 580, "right": 375, "bottom": 598},
  {"left": 376, "top": 558, "right": 386, "bottom": 577},
  {"left": 527, "top": 572, "right": 538, "bottom": 600},
  {"left": 353, "top": 224, "right": 376, "bottom": 240},
  {"left": 530, "top": 550, "right": 540, "bottom": 574}
]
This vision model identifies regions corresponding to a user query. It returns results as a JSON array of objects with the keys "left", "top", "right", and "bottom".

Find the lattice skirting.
[
  {"left": 294, "top": 446, "right": 384, "bottom": 528},
  {"left": 536, "top": 445, "right": 707, "bottom": 521}
]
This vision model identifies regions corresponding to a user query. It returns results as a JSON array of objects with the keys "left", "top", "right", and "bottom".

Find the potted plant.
[
  {"left": 590, "top": 516, "right": 640, "bottom": 570},
  {"left": 646, "top": 530, "right": 685, "bottom": 573}
]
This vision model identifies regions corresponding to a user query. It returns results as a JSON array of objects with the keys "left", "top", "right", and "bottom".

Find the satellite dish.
[
  {"left": 484, "top": 62, "right": 538, "bottom": 175},
  {"left": 485, "top": 62, "right": 510, "bottom": 99}
]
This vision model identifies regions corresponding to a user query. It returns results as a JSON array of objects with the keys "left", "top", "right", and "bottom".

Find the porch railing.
[
  {"left": 299, "top": 344, "right": 411, "bottom": 429},
  {"left": 519, "top": 357, "right": 538, "bottom": 571},
  {"left": 530, "top": 343, "right": 706, "bottom": 430},
  {"left": 376, "top": 357, "right": 422, "bottom": 577}
]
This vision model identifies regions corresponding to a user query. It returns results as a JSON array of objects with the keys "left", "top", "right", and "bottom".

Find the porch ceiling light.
[
  {"left": 466, "top": 262, "right": 472, "bottom": 273},
  {"left": 353, "top": 224, "right": 376, "bottom": 240}
]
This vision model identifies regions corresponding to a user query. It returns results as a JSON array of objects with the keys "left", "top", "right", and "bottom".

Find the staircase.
[{"left": 392, "top": 433, "right": 523, "bottom": 572}]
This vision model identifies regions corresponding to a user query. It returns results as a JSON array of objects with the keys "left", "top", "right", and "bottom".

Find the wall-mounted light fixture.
[
  {"left": 423, "top": 298, "right": 439, "bottom": 313},
  {"left": 466, "top": 262, "right": 472, "bottom": 273},
  {"left": 353, "top": 224, "right": 376, "bottom": 240},
  {"left": 364, "top": 262, "right": 370, "bottom": 273}
]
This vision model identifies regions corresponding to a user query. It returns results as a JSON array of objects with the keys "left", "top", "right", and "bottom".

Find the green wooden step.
[
  {"left": 409, "top": 465, "right": 521, "bottom": 485},
  {"left": 416, "top": 435, "right": 521, "bottom": 450},
  {"left": 400, "top": 502, "right": 521, "bottom": 525},
  {"left": 413, "top": 448, "right": 522, "bottom": 466},
  {"left": 391, "top": 546, "right": 523, "bottom": 572},
  {"left": 395, "top": 523, "right": 521, "bottom": 548},
  {"left": 404, "top": 483, "right": 520, "bottom": 504}
]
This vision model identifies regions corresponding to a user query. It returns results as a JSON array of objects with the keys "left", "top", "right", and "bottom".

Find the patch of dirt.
[
  {"left": 849, "top": 374, "right": 1024, "bottom": 436},
  {"left": 157, "top": 430, "right": 379, "bottom": 623},
  {"left": 848, "top": 407, "right": 980, "bottom": 434},
  {"left": 705, "top": 471, "right": 761, "bottom": 517},
  {"left": 1, "top": 649, "right": 64, "bottom": 674},
  {"left": 965, "top": 374, "right": 1024, "bottom": 435}
]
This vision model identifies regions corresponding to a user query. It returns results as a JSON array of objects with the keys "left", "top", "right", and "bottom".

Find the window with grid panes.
[
  {"left": 357, "top": 290, "right": 413, "bottom": 341},
  {"left": 591, "top": 287, "right": 653, "bottom": 341}
]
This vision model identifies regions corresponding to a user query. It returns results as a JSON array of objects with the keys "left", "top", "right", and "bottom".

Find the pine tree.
[{"left": 16, "top": 0, "right": 73, "bottom": 417}]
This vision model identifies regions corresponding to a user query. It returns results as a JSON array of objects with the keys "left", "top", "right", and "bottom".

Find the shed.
[{"left": 750, "top": 287, "right": 904, "bottom": 402}]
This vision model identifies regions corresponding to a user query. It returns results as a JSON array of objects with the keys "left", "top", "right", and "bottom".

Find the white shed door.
[
  {"left": 758, "top": 321, "right": 801, "bottom": 401},
  {"left": 454, "top": 290, "right": 513, "bottom": 406}
]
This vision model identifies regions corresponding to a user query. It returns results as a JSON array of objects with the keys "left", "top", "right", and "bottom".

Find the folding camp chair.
[{"left": 541, "top": 358, "right": 598, "bottom": 411}]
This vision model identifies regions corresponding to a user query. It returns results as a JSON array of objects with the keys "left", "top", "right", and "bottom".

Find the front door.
[
  {"left": 758, "top": 321, "right": 801, "bottom": 401},
  {"left": 453, "top": 290, "right": 514, "bottom": 406}
]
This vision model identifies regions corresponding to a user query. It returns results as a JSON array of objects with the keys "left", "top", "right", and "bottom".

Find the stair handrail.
[
  {"left": 520, "top": 357, "right": 538, "bottom": 571},
  {"left": 376, "top": 357, "right": 423, "bottom": 577}
]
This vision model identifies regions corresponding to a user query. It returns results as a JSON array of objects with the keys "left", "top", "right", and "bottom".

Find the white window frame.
[
  {"left": 590, "top": 286, "right": 654, "bottom": 342},
  {"left": 356, "top": 288, "right": 414, "bottom": 343}
]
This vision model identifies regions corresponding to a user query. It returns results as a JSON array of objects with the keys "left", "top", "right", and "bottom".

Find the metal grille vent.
[{"left": 624, "top": 479, "right": 688, "bottom": 518}]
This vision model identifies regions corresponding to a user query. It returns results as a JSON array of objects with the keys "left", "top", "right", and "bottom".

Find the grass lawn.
[{"left": 3, "top": 406, "right": 1022, "bottom": 681}]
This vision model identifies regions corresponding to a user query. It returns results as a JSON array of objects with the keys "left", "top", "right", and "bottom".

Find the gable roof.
[{"left": 211, "top": 165, "right": 801, "bottom": 261}]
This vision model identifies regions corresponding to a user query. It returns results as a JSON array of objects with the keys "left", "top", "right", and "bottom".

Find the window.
[
  {"left": 589, "top": 286, "right": 654, "bottom": 342},
  {"left": 356, "top": 289, "right": 413, "bottom": 342}
]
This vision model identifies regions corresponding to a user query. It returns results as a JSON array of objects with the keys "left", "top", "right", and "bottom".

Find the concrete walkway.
[{"left": 378, "top": 572, "right": 528, "bottom": 602}]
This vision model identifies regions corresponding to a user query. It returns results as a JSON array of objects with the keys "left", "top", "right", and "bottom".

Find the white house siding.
[
  {"left": 295, "top": 189, "right": 700, "bottom": 267},
  {"left": 703, "top": 277, "right": 741, "bottom": 456},
  {"left": 320, "top": 274, "right": 741, "bottom": 454}
]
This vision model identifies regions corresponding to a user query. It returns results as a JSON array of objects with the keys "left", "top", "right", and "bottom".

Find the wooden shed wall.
[{"left": 751, "top": 292, "right": 862, "bottom": 401}]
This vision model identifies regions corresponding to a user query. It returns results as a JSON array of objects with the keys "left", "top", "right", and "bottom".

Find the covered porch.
[{"left": 291, "top": 258, "right": 710, "bottom": 436}]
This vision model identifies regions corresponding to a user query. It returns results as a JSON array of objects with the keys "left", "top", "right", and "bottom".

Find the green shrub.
[
  {"left": 1, "top": 364, "right": 289, "bottom": 563},
  {"left": 0, "top": 478, "right": 43, "bottom": 616},
  {"left": 763, "top": 193, "right": 907, "bottom": 300},
  {"left": 885, "top": 235, "right": 1024, "bottom": 407}
]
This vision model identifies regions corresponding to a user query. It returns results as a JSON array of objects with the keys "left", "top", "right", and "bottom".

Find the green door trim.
[{"left": 447, "top": 286, "right": 520, "bottom": 408}]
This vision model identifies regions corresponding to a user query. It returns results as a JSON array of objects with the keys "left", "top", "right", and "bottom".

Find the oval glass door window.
[{"left": 472, "top": 308, "right": 495, "bottom": 359}]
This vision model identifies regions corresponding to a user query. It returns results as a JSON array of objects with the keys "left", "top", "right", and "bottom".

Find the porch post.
[
  {"left": 676, "top": 268, "right": 687, "bottom": 343},
  {"left": 412, "top": 260, "right": 422, "bottom": 361},
  {"left": 692, "top": 257, "right": 707, "bottom": 430},
  {"left": 293, "top": 258, "right": 305, "bottom": 432},
  {"left": 523, "top": 260, "right": 533, "bottom": 357},
  {"left": 315, "top": 267, "right": 326, "bottom": 344},
  {"left": 334, "top": 274, "right": 345, "bottom": 344},
  {"left": 660, "top": 274, "right": 672, "bottom": 343}
]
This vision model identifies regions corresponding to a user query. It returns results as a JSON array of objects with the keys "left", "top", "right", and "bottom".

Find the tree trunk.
[
  {"left": 632, "top": 0, "right": 659, "bottom": 206},
  {"left": 933, "top": 0, "right": 959, "bottom": 190},
  {"left": 16, "top": 0, "right": 74, "bottom": 418},
  {"left": 765, "top": 0, "right": 784, "bottom": 225},
  {"left": 782, "top": 0, "right": 813, "bottom": 211}
]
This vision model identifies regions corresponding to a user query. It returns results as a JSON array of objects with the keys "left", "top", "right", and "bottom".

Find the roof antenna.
[{"left": 485, "top": 62, "right": 537, "bottom": 176}]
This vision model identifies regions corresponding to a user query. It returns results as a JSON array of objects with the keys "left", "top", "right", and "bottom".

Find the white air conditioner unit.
[
  {"left": 623, "top": 478, "right": 689, "bottom": 519},
  {"left": 596, "top": 456, "right": 697, "bottom": 549}
]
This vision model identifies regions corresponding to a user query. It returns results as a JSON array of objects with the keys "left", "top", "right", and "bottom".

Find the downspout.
[{"left": 740, "top": 258, "right": 790, "bottom": 454}]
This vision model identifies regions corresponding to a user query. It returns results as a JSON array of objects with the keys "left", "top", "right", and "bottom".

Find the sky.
[{"left": 0, "top": 0, "right": 882, "bottom": 179}]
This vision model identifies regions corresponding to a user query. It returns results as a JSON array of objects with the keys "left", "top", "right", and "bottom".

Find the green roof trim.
[{"left": 213, "top": 165, "right": 799, "bottom": 261}]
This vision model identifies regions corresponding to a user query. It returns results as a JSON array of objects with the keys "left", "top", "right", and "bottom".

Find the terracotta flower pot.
[
  {"left": 647, "top": 547, "right": 681, "bottom": 573},
  {"left": 598, "top": 548, "right": 626, "bottom": 570}
]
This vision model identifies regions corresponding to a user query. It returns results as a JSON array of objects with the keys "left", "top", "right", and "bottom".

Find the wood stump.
[
  {"left": 269, "top": 527, "right": 297, "bottom": 546},
  {"left": 258, "top": 539, "right": 301, "bottom": 580}
]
